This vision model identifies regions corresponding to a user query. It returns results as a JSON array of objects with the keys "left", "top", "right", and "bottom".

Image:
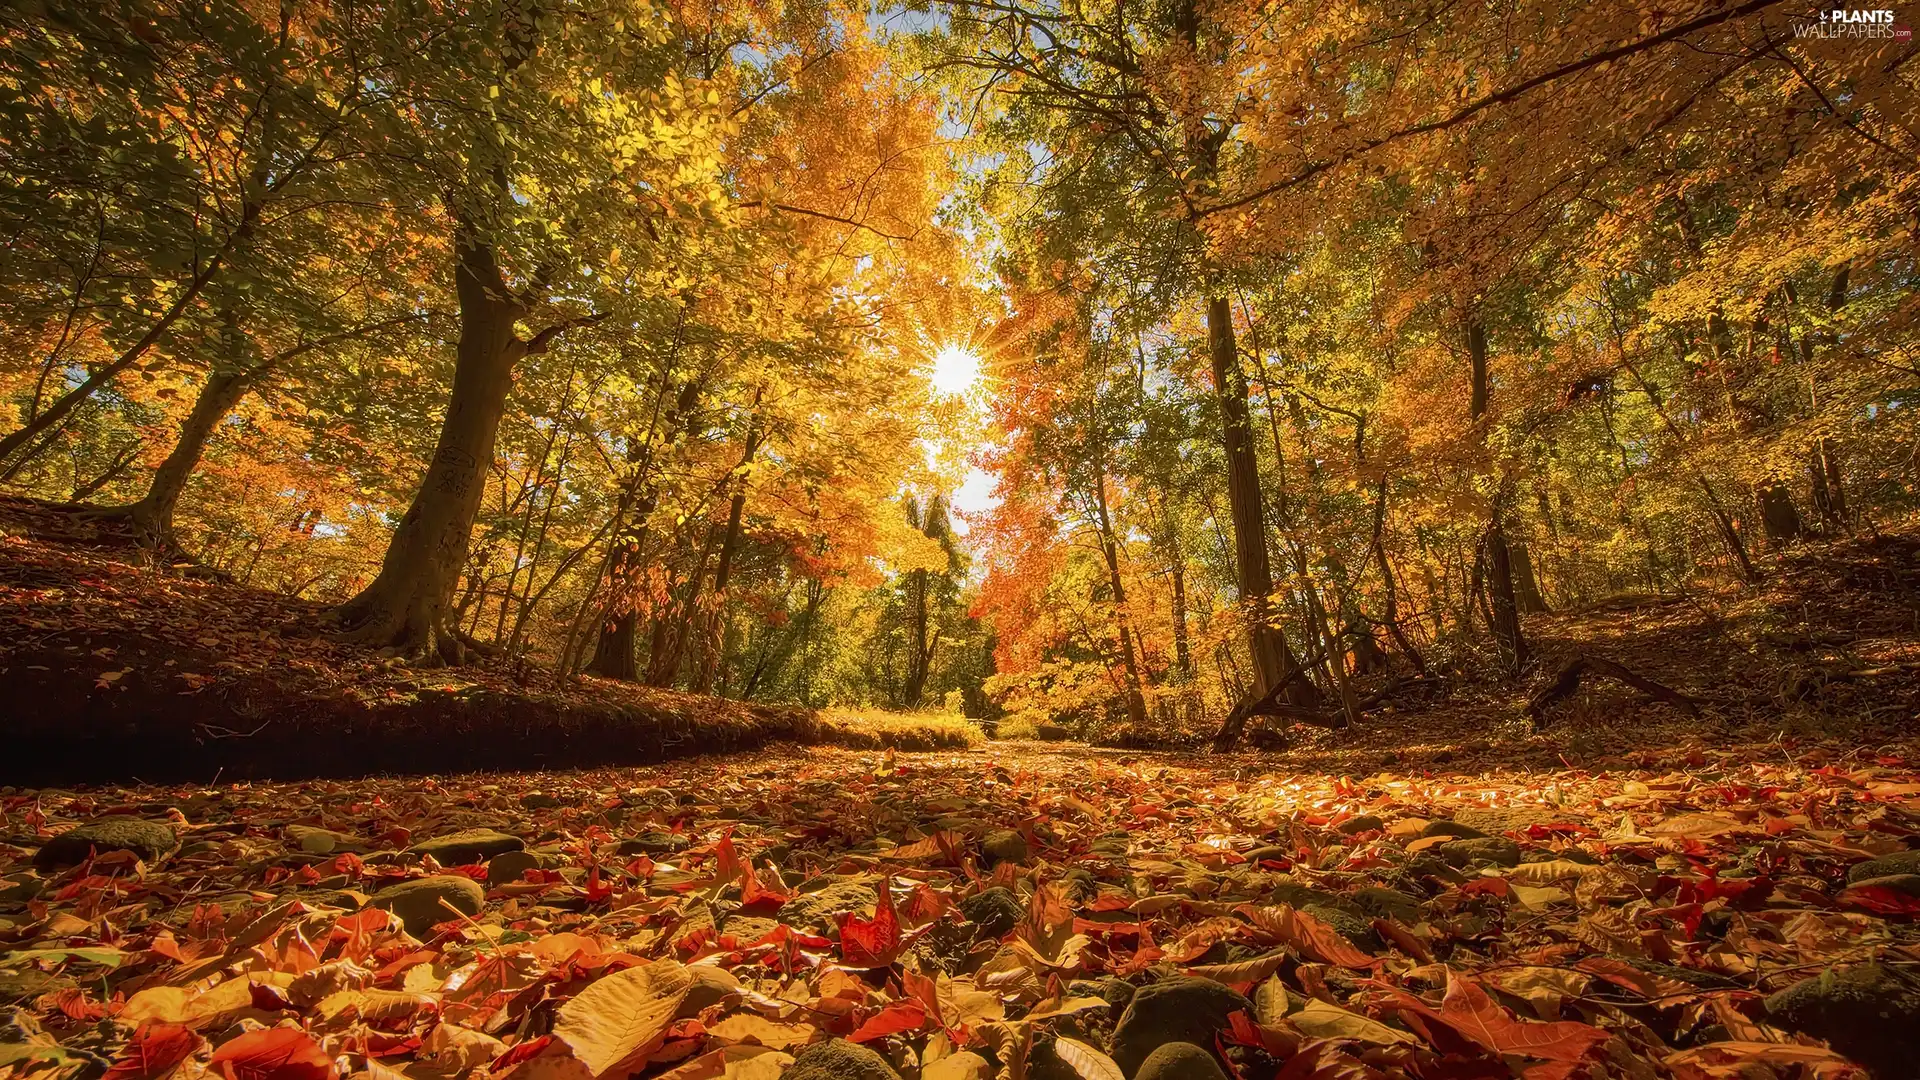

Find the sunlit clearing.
[{"left": 929, "top": 343, "right": 983, "bottom": 396}]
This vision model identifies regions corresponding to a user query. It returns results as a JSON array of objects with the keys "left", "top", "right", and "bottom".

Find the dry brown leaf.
[
  {"left": 1288, "top": 999, "right": 1418, "bottom": 1045},
  {"left": 553, "top": 959, "right": 695, "bottom": 1080},
  {"left": 1049, "top": 1038, "right": 1123, "bottom": 1080}
]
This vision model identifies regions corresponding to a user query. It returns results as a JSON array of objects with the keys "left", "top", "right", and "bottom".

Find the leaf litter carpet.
[{"left": 5, "top": 741, "right": 1920, "bottom": 1080}]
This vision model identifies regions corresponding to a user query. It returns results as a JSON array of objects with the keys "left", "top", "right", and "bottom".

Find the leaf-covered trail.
[{"left": 5, "top": 741, "right": 1920, "bottom": 1080}]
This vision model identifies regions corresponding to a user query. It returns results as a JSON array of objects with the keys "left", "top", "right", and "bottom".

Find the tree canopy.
[{"left": 1, "top": 0, "right": 1914, "bottom": 733}]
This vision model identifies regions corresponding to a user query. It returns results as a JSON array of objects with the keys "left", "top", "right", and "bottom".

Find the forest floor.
[
  {"left": 4, "top": 502, "right": 1920, "bottom": 1076},
  {"left": 4, "top": 739, "right": 1920, "bottom": 1080}
]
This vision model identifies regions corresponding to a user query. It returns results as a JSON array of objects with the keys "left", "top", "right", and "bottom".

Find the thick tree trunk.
[
  {"left": 1205, "top": 295, "right": 1316, "bottom": 751},
  {"left": 648, "top": 525, "right": 719, "bottom": 687},
  {"left": 325, "top": 231, "right": 526, "bottom": 661}
]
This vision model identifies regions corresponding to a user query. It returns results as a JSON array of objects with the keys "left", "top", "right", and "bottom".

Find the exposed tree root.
[{"left": 1527, "top": 654, "right": 1701, "bottom": 728}]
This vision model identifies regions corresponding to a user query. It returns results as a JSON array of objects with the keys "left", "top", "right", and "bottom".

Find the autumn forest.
[{"left": 2, "top": 1, "right": 1920, "bottom": 1078}]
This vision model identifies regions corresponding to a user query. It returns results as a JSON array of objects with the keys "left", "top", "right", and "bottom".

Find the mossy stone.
[
  {"left": 34, "top": 819, "right": 177, "bottom": 869},
  {"left": 783, "top": 1039, "right": 901, "bottom": 1080},
  {"left": 370, "top": 875, "right": 484, "bottom": 936},
  {"left": 1765, "top": 964, "right": 1920, "bottom": 1078},
  {"left": 408, "top": 828, "right": 522, "bottom": 865},
  {"left": 959, "top": 886, "right": 1025, "bottom": 937},
  {"left": 1109, "top": 977, "right": 1250, "bottom": 1078},
  {"left": 1135, "top": 1042, "right": 1227, "bottom": 1080}
]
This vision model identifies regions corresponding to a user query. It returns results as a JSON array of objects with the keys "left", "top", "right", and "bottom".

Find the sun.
[{"left": 928, "top": 343, "right": 983, "bottom": 397}]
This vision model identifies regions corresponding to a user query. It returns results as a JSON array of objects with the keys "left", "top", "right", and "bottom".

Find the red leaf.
[
  {"left": 105, "top": 1024, "right": 200, "bottom": 1080},
  {"left": 740, "top": 860, "right": 789, "bottom": 912},
  {"left": 714, "top": 832, "right": 743, "bottom": 883},
  {"left": 1460, "top": 878, "right": 1512, "bottom": 900},
  {"left": 490, "top": 1035, "right": 555, "bottom": 1073},
  {"left": 1223, "top": 1010, "right": 1297, "bottom": 1057},
  {"left": 1238, "top": 904, "right": 1378, "bottom": 970},
  {"left": 848, "top": 1002, "right": 927, "bottom": 1043},
  {"left": 1424, "top": 974, "right": 1610, "bottom": 1063},
  {"left": 839, "top": 878, "right": 902, "bottom": 967},
  {"left": 209, "top": 1028, "right": 335, "bottom": 1080},
  {"left": 1838, "top": 883, "right": 1920, "bottom": 915}
]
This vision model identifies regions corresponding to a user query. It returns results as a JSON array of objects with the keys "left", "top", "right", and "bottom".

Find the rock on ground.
[
  {"left": 779, "top": 881, "right": 879, "bottom": 931},
  {"left": 1765, "top": 963, "right": 1920, "bottom": 1078},
  {"left": 370, "top": 875, "right": 485, "bottom": 936},
  {"left": 958, "top": 886, "right": 1025, "bottom": 937},
  {"left": 34, "top": 819, "right": 177, "bottom": 869},
  {"left": 982, "top": 829, "right": 1029, "bottom": 865},
  {"left": 407, "top": 828, "right": 522, "bottom": 864},
  {"left": 783, "top": 1039, "right": 901, "bottom": 1080},
  {"left": 1440, "top": 837, "right": 1521, "bottom": 867},
  {"left": 1847, "top": 849, "right": 1920, "bottom": 883},
  {"left": 1109, "top": 976, "right": 1252, "bottom": 1077},
  {"left": 1419, "top": 819, "right": 1489, "bottom": 840},
  {"left": 1134, "top": 1042, "right": 1228, "bottom": 1080}
]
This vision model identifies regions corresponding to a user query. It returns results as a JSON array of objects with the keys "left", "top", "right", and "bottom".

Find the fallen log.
[
  {"left": 1210, "top": 653, "right": 1333, "bottom": 753},
  {"left": 1527, "top": 655, "right": 1700, "bottom": 728}
]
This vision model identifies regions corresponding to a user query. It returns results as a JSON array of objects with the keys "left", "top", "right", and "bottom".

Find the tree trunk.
[
  {"left": 1758, "top": 484, "right": 1806, "bottom": 546},
  {"left": 588, "top": 377, "right": 700, "bottom": 679},
  {"left": 648, "top": 525, "right": 719, "bottom": 687},
  {"left": 1510, "top": 543, "right": 1549, "bottom": 613},
  {"left": 1169, "top": 557, "right": 1193, "bottom": 679},
  {"left": 1467, "top": 315, "right": 1527, "bottom": 677},
  {"left": 1482, "top": 523, "right": 1528, "bottom": 676},
  {"left": 1205, "top": 296, "right": 1316, "bottom": 751},
  {"left": 1812, "top": 439, "right": 1848, "bottom": 527},
  {"left": 1093, "top": 468, "right": 1150, "bottom": 732},
  {"left": 324, "top": 230, "right": 526, "bottom": 660},
  {"left": 1804, "top": 267, "right": 1852, "bottom": 530},
  {"left": 691, "top": 479, "right": 750, "bottom": 694},
  {"left": 1369, "top": 480, "right": 1429, "bottom": 675},
  {"left": 903, "top": 561, "right": 931, "bottom": 706},
  {"left": 119, "top": 366, "right": 256, "bottom": 552}
]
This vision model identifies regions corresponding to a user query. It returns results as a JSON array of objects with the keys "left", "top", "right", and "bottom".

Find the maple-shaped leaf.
[
  {"left": 838, "top": 878, "right": 902, "bottom": 967},
  {"left": 208, "top": 1027, "right": 335, "bottom": 1080},
  {"left": 104, "top": 1023, "right": 200, "bottom": 1080}
]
